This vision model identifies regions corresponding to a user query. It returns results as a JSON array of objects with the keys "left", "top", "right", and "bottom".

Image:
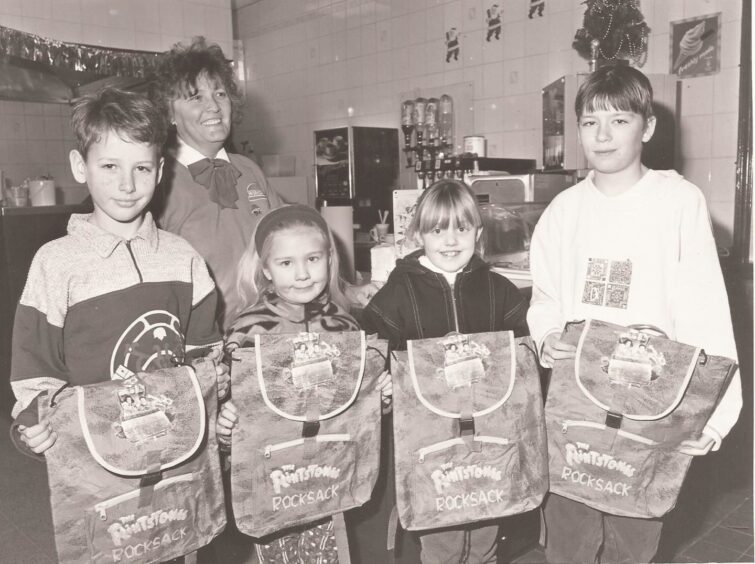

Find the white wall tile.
[
  {"left": 50, "top": 0, "right": 80, "bottom": 23},
  {"left": 376, "top": 18, "right": 392, "bottom": 51},
  {"left": 524, "top": 16, "right": 548, "bottom": 55},
  {"left": 425, "top": 40, "right": 447, "bottom": 74},
  {"left": 158, "top": 0, "right": 184, "bottom": 37},
  {"left": 360, "top": 22, "right": 377, "bottom": 53},
  {"left": 426, "top": 4, "right": 445, "bottom": 41},
  {"left": 408, "top": 10, "right": 428, "bottom": 45},
  {"left": 0, "top": 0, "right": 23, "bottom": 16},
  {"left": 679, "top": 76, "right": 714, "bottom": 116},
  {"left": 683, "top": 157, "right": 712, "bottom": 198},
  {"left": 679, "top": 114, "right": 712, "bottom": 158},
  {"left": 708, "top": 156, "right": 737, "bottom": 201},
  {"left": 707, "top": 199, "right": 734, "bottom": 246},
  {"left": 500, "top": 0, "right": 525, "bottom": 24},
  {"left": 501, "top": 21, "right": 525, "bottom": 59},
  {"left": 333, "top": 31, "right": 348, "bottom": 62},
  {"left": 524, "top": 54, "right": 549, "bottom": 93},
  {"left": 462, "top": 29, "right": 483, "bottom": 65},
  {"left": 481, "top": 30, "right": 505, "bottom": 63},
  {"left": 711, "top": 112, "right": 738, "bottom": 158},
  {"left": 462, "top": 0, "right": 483, "bottom": 33},
  {"left": 720, "top": 20, "right": 741, "bottom": 69},
  {"left": 482, "top": 61, "right": 505, "bottom": 98},
  {"left": 713, "top": 67, "right": 739, "bottom": 113},
  {"left": 502, "top": 57, "right": 526, "bottom": 96}
]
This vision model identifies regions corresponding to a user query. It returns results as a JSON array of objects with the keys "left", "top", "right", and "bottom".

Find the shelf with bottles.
[
  {"left": 401, "top": 94, "right": 455, "bottom": 169},
  {"left": 411, "top": 155, "right": 536, "bottom": 190}
]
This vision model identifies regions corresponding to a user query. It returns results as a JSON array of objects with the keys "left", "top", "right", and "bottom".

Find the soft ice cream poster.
[{"left": 670, "top": 13, "right": 720, "bottom": 78}]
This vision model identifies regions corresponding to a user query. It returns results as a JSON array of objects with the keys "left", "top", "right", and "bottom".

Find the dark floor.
[{"left": 0, "top": 273, "right": 751, "bottom": 564}]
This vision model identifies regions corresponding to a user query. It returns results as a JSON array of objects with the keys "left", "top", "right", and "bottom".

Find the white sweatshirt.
[{"left": 528, "top": 169, "right": 742, "bottom": 449}]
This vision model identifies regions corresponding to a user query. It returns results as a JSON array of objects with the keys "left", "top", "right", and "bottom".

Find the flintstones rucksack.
[
  {"left": 545, "top": 319, "right": 738, "bottom": 518},
  {"left": 40, "top": 359, "right": 226, "bottom": 564},
  {"left": 229, "top": 331, "right": 386, "bottom": 542},
  {"left": 390, "top": 331, "right": 548, "bottom": 531}
]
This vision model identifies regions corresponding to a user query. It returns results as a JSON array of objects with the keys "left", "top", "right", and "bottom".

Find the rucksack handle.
[
  {"left": 407, "top": 331, "right": 517, "bottom": 418},
  {"left": 77, "top": 365, "right": 206, "bottom": 476},
  {"left": 573, "top": 319, "right": 700, "bottom": 421},
  {"left": 255, "top": 331, "right": 367, "bottom": 422}
]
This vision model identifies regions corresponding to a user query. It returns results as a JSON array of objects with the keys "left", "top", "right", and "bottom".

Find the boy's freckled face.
[
  {"left": 69, "top": 132, "right": 162, "bottom": 237},
  {"left": 577, "top": 107, "right": 655, "bottom": 178}
]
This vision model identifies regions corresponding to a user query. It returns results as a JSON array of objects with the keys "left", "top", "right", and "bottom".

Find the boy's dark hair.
[
  {"left": 151, "top": 36, "right": 242, "bottom": 118},
  {"left": 70, "top": 87, "right": 168, "bottom": 157},
  {"left": 575, "top": 64, "right": 654, "bottom": 122}
]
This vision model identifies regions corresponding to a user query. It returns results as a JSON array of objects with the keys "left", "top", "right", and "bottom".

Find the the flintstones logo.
[
  {"left": 565, "top": 442, "right": 636, "bottom": 478},
  {"left": 269, "top": 463, "right": 342, "bottom": 512},
  {"left": 430, "top": 462, "right": 502, "bottom": 494},
  {"left": 601, "top": 330, "right": 666, "bottom": 386},
  {"left": 107, "top": 507, "right": 189, "bottom": 547},
  {"left": 269, "top": 463, "right": 342, "bottom": 495}
]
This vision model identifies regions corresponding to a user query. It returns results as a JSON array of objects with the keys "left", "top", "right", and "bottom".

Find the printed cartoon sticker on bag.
[
  {"left": 601, "top": 329, "right": 666, "bottom": 386},
  {"left": 439, "top": 334, "right": 490, "bottom": 389},
  {"left": 115, "top": 378, "right": 173, "bottom": 443},
  {"left": 289, "top": 333, "right": 340, "bottom": 390}
]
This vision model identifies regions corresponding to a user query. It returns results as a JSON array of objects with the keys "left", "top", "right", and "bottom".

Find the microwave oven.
[{"left": 467, "top": 171, "right": 577, "bottom": 204}]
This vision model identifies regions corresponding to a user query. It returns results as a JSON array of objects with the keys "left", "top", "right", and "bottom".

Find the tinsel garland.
[
  {"left": 573, "top": 0, "right": 650, "bottom": 67},
  {"left": 0, "top": 25, "right": 162, "bottom": 78}
]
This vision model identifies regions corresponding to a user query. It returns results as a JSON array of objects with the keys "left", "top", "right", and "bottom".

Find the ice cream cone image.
[{"left": 674, "top": 21, "right": 706, "bottom": 71}]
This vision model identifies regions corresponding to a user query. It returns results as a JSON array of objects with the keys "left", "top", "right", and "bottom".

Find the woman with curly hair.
[{"left": 150, "top": 36, "right": 286, "bottom": 331}]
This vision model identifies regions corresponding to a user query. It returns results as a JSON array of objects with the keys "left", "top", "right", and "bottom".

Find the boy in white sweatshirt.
[{"left": 527, "top": 64, "right": 742, "bottom": 563}]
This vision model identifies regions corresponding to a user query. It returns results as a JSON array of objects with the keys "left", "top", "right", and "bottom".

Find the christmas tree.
[{"left": 573, "top": 0, "right": 650, "bottom": 66}]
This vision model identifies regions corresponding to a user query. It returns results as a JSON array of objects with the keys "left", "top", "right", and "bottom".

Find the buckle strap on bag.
[
  {"left": 138, "top": 453, "right": 163, "bottom": 508},
  {"left": 605, "top": 411, "right": 623, "bottom": 429},
  {"left": 303, "top": 394, "right": 321, "bottom": 459},
  {"left": 458, "top": 413, "right": 476, "bottom": 437},
  {"left": 457, "top": 386, "right": 481, "bottom": 452}
]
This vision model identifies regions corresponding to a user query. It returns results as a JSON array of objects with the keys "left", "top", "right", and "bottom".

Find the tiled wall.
[
  {"left": 235, "top": 0, "right": 743, "bottom": 246},
  {"left": 0, "top": 0, "right": 233, "bottom": 198}
]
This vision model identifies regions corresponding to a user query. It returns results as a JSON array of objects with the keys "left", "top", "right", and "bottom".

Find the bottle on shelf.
[
  {"left": 413, "top": 97, "right": 427, "bottom": 148},
  {"left": 439, "top": 94, "right": 454, "bottom": 153},
  {"left": 425, "top": 97, "right": 440, "bottom": 156},
  {"left": 401, "top": 99, "right": 415, "bottom": 167},
  {"left": 401, "top": 100, "right": 415, "bottom": 147}
]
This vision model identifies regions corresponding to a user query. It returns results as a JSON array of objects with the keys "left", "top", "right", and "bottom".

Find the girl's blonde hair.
[
  {"left": 407, "top": 179, "right": 485, "bottom": 254},
  {"left": 236, "top": 205, "right": 348, "bottom": 311}
]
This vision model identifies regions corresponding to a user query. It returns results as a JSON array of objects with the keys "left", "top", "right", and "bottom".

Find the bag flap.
[
  {"left": 570, "top": 319, "right": 700, "bottom": 420},
  {"left": 78, "top": 365, "right": 206, "bottom": 476},
  {"left": 406, "top": 331, "right": 516, "bottom": 417},
  {"left": 254, "top": 331, "right": 366, "bottom": 421}
]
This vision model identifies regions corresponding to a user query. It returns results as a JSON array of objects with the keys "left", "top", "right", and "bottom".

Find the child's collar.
[{"left": 68, "top": 212, "right": 159, "bottom": 258}]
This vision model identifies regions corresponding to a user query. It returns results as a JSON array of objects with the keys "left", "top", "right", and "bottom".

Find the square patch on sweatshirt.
[
  {"left": 585, "top": 258, "right": 609, "bottom": 282},
  {"left": 582, "top": 258, "right": 632, "bottom": 309}
]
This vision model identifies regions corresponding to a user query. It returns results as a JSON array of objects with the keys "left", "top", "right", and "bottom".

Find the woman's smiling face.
[{"left": 171, "top": 73, "right": 232, "bottom": 158}]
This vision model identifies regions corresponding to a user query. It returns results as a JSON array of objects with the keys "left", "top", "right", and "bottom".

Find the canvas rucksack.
[
  {"left": 545, "top": 319, "right": 738, "bottom": 518},
  {"left": 390, "top": 331, "right": 548, "bottom": 531},
  {"left": 229, "top": 331, "right": 386, "bottom": 551},
  {"left": 40, "top": 359, "right": 226, "bottom": 564}
]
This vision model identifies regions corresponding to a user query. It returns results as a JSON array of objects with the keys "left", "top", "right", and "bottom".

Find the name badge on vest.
[{"left": 246, "top": 182, "right": 268, "bottom": 215}]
